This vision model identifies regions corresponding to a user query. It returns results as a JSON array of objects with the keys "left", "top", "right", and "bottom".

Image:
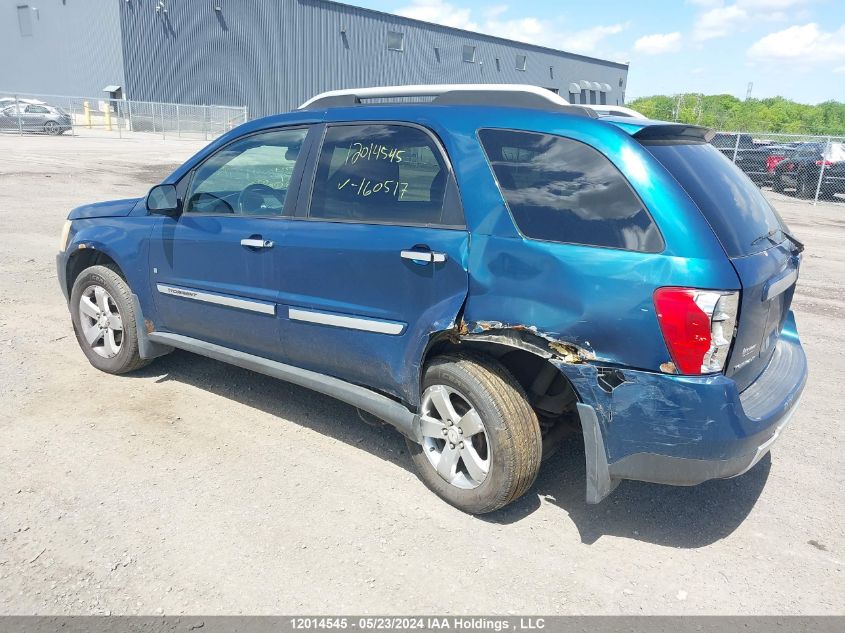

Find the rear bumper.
[
  {"left": 603, "top": 393, "right": 800, "bottom": 487},
  {"left": 557, "top": 311, "right": 807, "bottom": 503},
  {"left": 822, "top": 175, "right": 845, "bottom": 193}
]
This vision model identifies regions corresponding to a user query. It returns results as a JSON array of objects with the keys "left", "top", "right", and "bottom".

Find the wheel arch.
[
  {"left": 421, "top": 327, "right": 583, "bottom": 425},
  {"left": 65, "top": 246, "right": 124, "bottom": 297}
]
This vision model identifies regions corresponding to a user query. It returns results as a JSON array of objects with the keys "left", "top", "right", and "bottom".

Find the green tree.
[{"left": 627, "top": 94, "right": 845, "bottom": 136}]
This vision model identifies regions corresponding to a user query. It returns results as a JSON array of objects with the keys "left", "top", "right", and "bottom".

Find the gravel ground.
[{"left": 0, "top": 134, "right": 842, "bottom": 615}]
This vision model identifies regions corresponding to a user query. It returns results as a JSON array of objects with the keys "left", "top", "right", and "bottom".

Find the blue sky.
[{"left": 343, "top": 0, "right": 845, "bottom": 104}]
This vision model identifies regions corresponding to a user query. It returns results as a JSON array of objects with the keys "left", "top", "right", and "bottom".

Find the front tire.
[
  {"left": 69, "top": 265, "right": 149, "bottom": 374},
  {"left": 406, "top": 354, "right": 542, "bottom": 514}
]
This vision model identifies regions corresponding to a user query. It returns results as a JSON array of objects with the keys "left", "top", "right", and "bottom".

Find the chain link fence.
[
  {"left": 711, "top": 131, "right": 845, "bottom": 206},
  {"left": 0, "top": 92, "right": 248, "bottom": 141}
]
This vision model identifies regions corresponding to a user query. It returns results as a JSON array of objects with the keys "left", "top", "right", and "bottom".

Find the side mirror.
[{"left": 146, "top": 184, "right": 180, "bottom": 216}]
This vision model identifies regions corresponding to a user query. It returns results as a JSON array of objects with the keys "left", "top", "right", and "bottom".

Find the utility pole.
[
  {"left": 672, "top": 94, "right": 685, "bottom": 121},
  {"left": 745, "top": 82, "right": 753, "bottom": 101}
]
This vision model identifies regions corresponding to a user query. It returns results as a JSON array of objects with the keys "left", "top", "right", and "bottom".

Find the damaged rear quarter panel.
[{"left": 462, "top": 234, "right": 739, "bottom": 372}]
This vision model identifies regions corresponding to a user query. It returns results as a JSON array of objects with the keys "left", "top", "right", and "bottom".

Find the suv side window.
[
  {"left": 309, "top": 123, "right": 460, "bottom": 226},
  {"left": 478, "top": 129, "right": 663, "bottom": 253},
  {"left": 185, "top": 128, "right": 308, "bottom": 216}
]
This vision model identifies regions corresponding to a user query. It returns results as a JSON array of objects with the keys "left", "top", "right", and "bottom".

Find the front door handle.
[
  {"left": 241, "top": 238, "right": 274, "bottom": 249},
  {"left": 401, "top": 250, "right": 446, "bottom": 264}
]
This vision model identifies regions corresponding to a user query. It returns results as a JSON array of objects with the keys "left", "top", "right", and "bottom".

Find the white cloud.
[
  {"left": 394, "top": 1, "right": 627, "bottom": 54},
  {"left": 484, "top": 5, "right": 508, "bottom": 20},
  {"left": 748, "top": 23, "right": 845, "bottom": 63},
  {"left": 692, "top": 0, "right": 812, "bottom": 41},
  {"left": 634, "top": 32, "right": 683, "bottom": 54},
  {"left": 566, "top": 24, "right": 628, "bottom": 53},
  {"left": 836, "top": 66, "right": 845, "bottom": 74},
  {"left": 694, "top": 5, "right": 747, "bottom": 41},
  {"left": 737, "top": 0, "right": 809, "bottom": 10},
  {"left": 395, "top": 0, "right": 477, "bottom": 29}
]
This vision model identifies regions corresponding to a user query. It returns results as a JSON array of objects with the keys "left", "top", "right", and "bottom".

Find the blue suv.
[{"left": 56, "top": 85, "right": 807, "bottom": 514}]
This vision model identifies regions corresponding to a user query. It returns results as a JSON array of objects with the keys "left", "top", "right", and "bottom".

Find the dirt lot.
[{"left": 0, "top": 134, "right": 843, "bottom": 615}]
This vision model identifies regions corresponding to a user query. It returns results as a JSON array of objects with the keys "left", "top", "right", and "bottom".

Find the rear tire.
[
  {"left": 796, "top": 172, "right": 815, "bottom": 199},
  {"left": 70, "top": 265, "right": 150, "bottom": 374},
  {"left": 406, "top": 354, "right": 542, "bottom": 514},
  {"left": 772, "top": 173, "right": 785, "bottom": 193}
]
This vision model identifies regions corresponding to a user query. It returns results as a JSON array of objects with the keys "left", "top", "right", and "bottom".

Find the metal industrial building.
[{"left": 2, "top": 0, "right": 629, "bottom": 118}]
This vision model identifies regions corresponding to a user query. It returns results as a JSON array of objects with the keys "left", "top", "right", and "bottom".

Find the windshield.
[{"left": 642, "top": 141, "right": 785, "bottom": 257}]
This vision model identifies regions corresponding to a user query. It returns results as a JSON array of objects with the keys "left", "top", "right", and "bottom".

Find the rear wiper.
[
  {"left": 782, "top": 229, "right": 805, "bottom": 253},
  {"left": 752, "top": 228, "right": 805, "bottom": 253}
]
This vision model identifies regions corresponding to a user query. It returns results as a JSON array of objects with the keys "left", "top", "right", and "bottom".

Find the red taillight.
[
  {"left": 653, "top": 288, "right": 739, "bottom": 375},
  {"left": 767, "top": 155, "right": 785, "bottom": 172},
  {"left": 815, "top": 160, "right": 834, "bottom": 167}
]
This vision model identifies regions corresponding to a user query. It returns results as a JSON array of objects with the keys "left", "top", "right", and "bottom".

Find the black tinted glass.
[
  {"left": 310, "top": 124, "right": 458, "bottom": 226},
  {"left": 643, "top": 141, "right": 784, "bottom": 257},
  {"left": 479, "top": 129, "right": 662, "bottom": 252}
]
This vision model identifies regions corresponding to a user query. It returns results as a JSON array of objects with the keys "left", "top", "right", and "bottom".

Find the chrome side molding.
[
  {"left": 156, "top": 284, "right": 276, "bottom": 316},
  {"left": 288, "top": 307, "right": 405, "bottom": 335}
]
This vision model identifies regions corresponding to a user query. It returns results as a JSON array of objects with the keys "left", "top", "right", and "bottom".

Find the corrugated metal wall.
[
  {"left": 0, "top": 0, "right": 629, "bottom": 118},
  {"left": 0, "top": 0, "right": 124, "bottom": 97},
  {"left": 119, "top": 0, "right": 629, "bottom": 117}
]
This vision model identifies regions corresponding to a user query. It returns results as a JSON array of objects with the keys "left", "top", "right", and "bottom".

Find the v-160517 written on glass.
[{"left": 337, "top": 178, "right": 410, "bottom": 199}]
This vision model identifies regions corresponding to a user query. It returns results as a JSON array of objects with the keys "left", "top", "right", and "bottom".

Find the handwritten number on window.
[
  {"left": 346, "top": 142, "right": 405, "bottom": 165},
  {"left": 338, "top": 177, "right": 409, "bottom": 199}
]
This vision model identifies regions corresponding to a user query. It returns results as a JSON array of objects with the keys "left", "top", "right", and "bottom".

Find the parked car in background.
[
  {"left": 773, "top": 142, "right": 845, "bottom": 199},
  {"left": 0, "top": 96, "right": 46, "bottom": 108},
  {"left": 0, "top": 101, "right": 72, "bottom": 135},
  {"left": 760, "top": 144, "right": 799, "bottom": 185},
  {"left": 709, "top": 132, "right": 792, "bottom": 185},
  {"left": 56, "top": 84, "right": 807, "bottom": 514}
]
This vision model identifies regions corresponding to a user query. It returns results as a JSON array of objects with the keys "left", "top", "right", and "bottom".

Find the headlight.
[{"left": 59, "top": 220, "right": 72, "bottom": 252}]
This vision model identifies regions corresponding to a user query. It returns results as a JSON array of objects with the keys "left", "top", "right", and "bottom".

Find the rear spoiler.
[{"left": 633, "top": 124, "right": 714, "bottom": 144}]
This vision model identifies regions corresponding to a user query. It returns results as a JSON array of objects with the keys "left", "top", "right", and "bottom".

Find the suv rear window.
[
  {"left": 642, "top": 141, "right": 784, "bottom": 257},
  {"left": 479, "top": 129, "right": 663, "bottom": 252}
]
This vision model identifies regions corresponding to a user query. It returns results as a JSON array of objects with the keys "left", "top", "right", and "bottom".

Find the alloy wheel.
[
  {"left": 78, "top": 285, "right": 123, "bottom": 358},
  {"left": 44, "top": 121, "right": 59, "bottom": 134},
  {"left": 419, "top": 384, "right": 491, "bottom": 489}
]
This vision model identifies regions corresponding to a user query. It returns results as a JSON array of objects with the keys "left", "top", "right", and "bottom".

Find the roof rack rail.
[
  {"left": 299, "top": 84, "right": 597, "bottom": 118},
  {"left": 582, "top": 104, "right": 647, "bottom": 119}
]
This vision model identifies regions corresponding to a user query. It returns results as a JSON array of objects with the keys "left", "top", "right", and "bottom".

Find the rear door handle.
[
  {"left": 401, "top": 250, "right": 446, "bottom": 264},
  {"left": 241, "top": 238, "right": 274, "bottom": 249}
]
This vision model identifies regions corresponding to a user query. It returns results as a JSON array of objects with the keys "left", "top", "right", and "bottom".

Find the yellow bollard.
[
  {"left": 83, "top": 101, "right": 91, "bottom": 128},
  {"left": 104, "top": 103, "right": 112, "bottom": 131}
]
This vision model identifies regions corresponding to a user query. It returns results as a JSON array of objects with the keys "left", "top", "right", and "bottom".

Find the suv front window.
[{"left": 186, "top": 128, "right": 307, "bottom": 216}]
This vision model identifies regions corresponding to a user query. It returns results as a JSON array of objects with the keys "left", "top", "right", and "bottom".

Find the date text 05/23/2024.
[{"left": 290, "top": 617, "right": 547, "bottom": 631}]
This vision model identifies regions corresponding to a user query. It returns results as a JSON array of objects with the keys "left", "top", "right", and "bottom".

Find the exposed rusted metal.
[
  {"left": 660, "top": 361, "right": 677, "bottom": 374},
  {"left": 457, "top": 319, "right": 595, "bottom": 364}
]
